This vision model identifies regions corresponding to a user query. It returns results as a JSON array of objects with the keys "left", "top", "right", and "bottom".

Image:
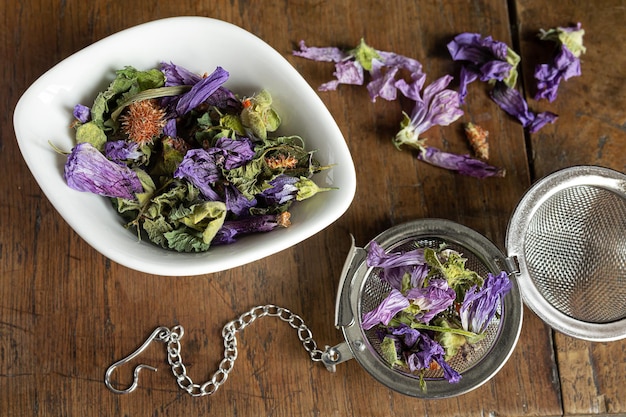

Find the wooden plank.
[{"left": 515, "top": 0, "right": 626, "bottom": 415}]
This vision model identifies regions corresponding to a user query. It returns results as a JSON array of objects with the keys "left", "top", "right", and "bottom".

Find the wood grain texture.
[
  {"left": 1, "top": 0, "right": 623, "bottom": 416},
  {"left": 515, "top": 0, "right": 626, "bottom": 415}
]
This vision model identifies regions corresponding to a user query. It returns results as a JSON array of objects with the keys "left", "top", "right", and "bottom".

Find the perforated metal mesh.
[
  {"left": 524, "top": 185, "right": 626, "bottom": 323},
  {"left": 359, "top": 237, "right": 504, "bottom": 379}
]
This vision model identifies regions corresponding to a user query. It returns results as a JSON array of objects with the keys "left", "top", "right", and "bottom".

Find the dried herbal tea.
[
  {"left": 362, "top": 241, "right": 512, "bottom": 391},
  {"left": 64, "top": 63, "right": 332, "bottom": 252}
]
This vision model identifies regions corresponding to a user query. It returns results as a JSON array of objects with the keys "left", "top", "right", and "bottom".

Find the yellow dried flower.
[{"left": 266, "top": 154, "right": 298, "bottom": 170}]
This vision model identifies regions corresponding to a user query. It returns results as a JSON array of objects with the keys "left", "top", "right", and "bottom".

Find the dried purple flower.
[
  {"left": 404, "top": 331, "right": 461, "bottom": 384},
  {"left": 259, "top": 174, "right": 299, "bottom": 206},
  {"left": 214, "top": 136, "right": 256, "bottom": 170},
  {"left": 104, "top": 140, "right": 143, "bottom": 163},
  {"left": 490, "top": 82, "right": 558, "bottom": 133},
  {"left": 366, "top": 241, "right": 426, "bottom": 269},
  {"left": 539, "top": 22, "right": 586, "bottom": 58},
  {"left": 389, "top": 324, "right": 421, "bottom": 349},
  {"left": 393, "top": 74, "right": 464, "bottom": 149},
  {"left": 447, "top": 32, "right": 521, "bottom": 102},
  {"left": 161, "top": 61, "right": 202, "bottom": 86},
  {"left": 292, "top": 41, "right": 349, "bottom": 62},
  {"left": 73, "top": 104, "right": 91, "bottom": 123},
  {"left": 163, "top": 118, "right": 177, "bottom": 137},
  {"left": 534, "top": 23, "right": 585, "bottom": 102},
  {"left": 362, "top": 289, "right": 411, "bottom": 330},
  {"left": 460, "top": 271, "right": 512, "bottom": 334},
  {"left": 212, "top": 212, "right": 291, "bottom": 245},
  {"left": 224, "top": 185, "right": 257, "bottom": 217},
  {"left": 174, "top": 66, "right": 229, "bottom": 115},
  {"left": 406, "top": 279, "right": 456, "bottom": 324},
  {"left": 368, "top": 50, "right": 423, "bottom": 102},
  {"left": 366, "top": 241, "right": 429, "bottom": 290},
  {"left": 534, "top": 45, "right": 581, "bottom": 102},
  {"left": 293, "top": 39, "right": 423, "bottom": 102},
  {"left": 64, "top": 142, "right": 143, "bottom": 200},
  {"left": 160, "top": 62, "right": 240, "bottom": 115},
  {"left": 417, "top": 146, "right": 505, "bottom": 178},
  {"left": 173, "top": 148, "right": 222, "bottom": 201}
]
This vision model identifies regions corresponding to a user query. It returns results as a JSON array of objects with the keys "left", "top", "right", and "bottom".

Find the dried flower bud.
[
  {"left": 464, "top": 122, "right": 490, "bottom": 160},
  {"left": 119, "top": 99, "right": 166, "bottom": 146}
]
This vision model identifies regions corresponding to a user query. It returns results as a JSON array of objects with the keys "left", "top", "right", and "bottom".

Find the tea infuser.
[{"left": 104, "top": 165, "right": 626, "bottom": 398}]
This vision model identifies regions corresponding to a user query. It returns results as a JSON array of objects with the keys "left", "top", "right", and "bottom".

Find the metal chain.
[{"left": 162, "top": 304, "right": 325, "bottom": 397}]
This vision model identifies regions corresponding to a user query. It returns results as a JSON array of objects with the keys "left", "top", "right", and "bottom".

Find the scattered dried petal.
[{"left": 417, "top": 146, "right": 505, "bottom": 178}]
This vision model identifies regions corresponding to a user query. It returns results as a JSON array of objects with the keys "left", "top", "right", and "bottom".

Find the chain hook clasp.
[{"left": 104, "top": 326, "right": 171, "bottom": 394}]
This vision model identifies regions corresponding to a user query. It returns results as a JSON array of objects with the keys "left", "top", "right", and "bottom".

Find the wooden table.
[{"left": 2, "top": 1, "right": 625, "bottom": 416}]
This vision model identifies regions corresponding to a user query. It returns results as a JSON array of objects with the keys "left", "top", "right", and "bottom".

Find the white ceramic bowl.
[{"left": 14, "top": 17, "right": 356, "bottom": 276}]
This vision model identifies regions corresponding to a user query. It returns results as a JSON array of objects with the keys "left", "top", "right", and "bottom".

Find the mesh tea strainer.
[{"left": 322, "top": 218, "right": 523, "bottom": 398}]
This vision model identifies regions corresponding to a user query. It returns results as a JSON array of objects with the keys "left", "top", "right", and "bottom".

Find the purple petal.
[
  {"left": 395, "top": 72, "right": 427, "bottom": 102},
  {"left": 173, "top": 148, "right": 222, "bottom": 200},
  {"left": 489, "top": 83, "right": 533, "bottom": 125},
  {"left": 104, "top": 140, "right": 143, "bottom": 163},
  {"left": 214, "top": 136, "right": 255, "bottom": 169},
  {"left": 534, "top": 45, "right": 581, "bottom": 102},
  {"left": 319, "top": 60, "right": 364, "bottom": 91},
  {"left": 424, "top": 87, "right": 464, "bottom": 127},
  {"left": 410, "top": 332, "right": 461, "bottom": 383},
  {"left": 225, "top": 185, "right": 257, "bottom": 217},
  {"left": 362, "top": 289, "right": 410, "bottom": 330},
  {"left": 64, "top": 142, "right": 143, "bottom": 200},
  {"left": 292, "top": 40, "right": 348, "bottom": 62},
  {"left": 527, "top": 111, "right": 559, "bottom": 133},
  {"left": 460, "top": 271, "right": 512, "bottom": 333},
  {"left": 160, "top": 61, "right": 202, "bottom": 86},
  {"left": 490, "top": 83, "right": 558, "bottom": 132},
  {"left": 163, "top": 118, "right": 177, "bottom": 137},
  {"left": 259, "top": 174, "right": 299, "bottom": 205},
  {"left": 379, "top": 267, "right": 410, "bottom": 292},
  {"left": 213, "top": 214, "right": 286, "bottom": 245},
  {"left": 479, "top": 60, "right": 514, "bottom": 82},
  {"left": 175, "top": 66, "right": 229, "bottom": 115},
  {"left": 204, "top": 86, "right": 242, "bottom": 111},
  {"left": 378, "top": 50, "right": 423, "bottom": 74},
  {"left": 417, "top": 146, "right": 505, "bottom": 178},
  {"left": 406, "top": 279, "right": 456, "bottom": 324},
  {"left": 458, "top": 66, "right": 478, "bottom": 104},
  {"left": 389, "top": 324, "right": 421, "bottom": 349},
  {"left": 367, "top": 241, "right": 426, "bottom": 269},
  {"left": 447, "top": 33, "right": 509, "bottom": 64},
  {"left": 73, "top": 104, "right": 91, "bottom": 123},
  {"left": 422, "top": 75, "right": 453, "bottom": 107},
  {"left": 436, "top": 356, "right": 462, "bottom": 383},
  {"left": 367, "top": 60, "right": 400, "bottom": 101},
  {"left": 404, "top": 331, "right": 444, "bottom": 372},
  {"left": 408, "top": 75, "right": 463, "bottom": 137}
]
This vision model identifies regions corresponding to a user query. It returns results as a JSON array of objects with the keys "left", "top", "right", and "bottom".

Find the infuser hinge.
[{"left": 503, "top": 256, "right": 520, "bottom": 275}]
